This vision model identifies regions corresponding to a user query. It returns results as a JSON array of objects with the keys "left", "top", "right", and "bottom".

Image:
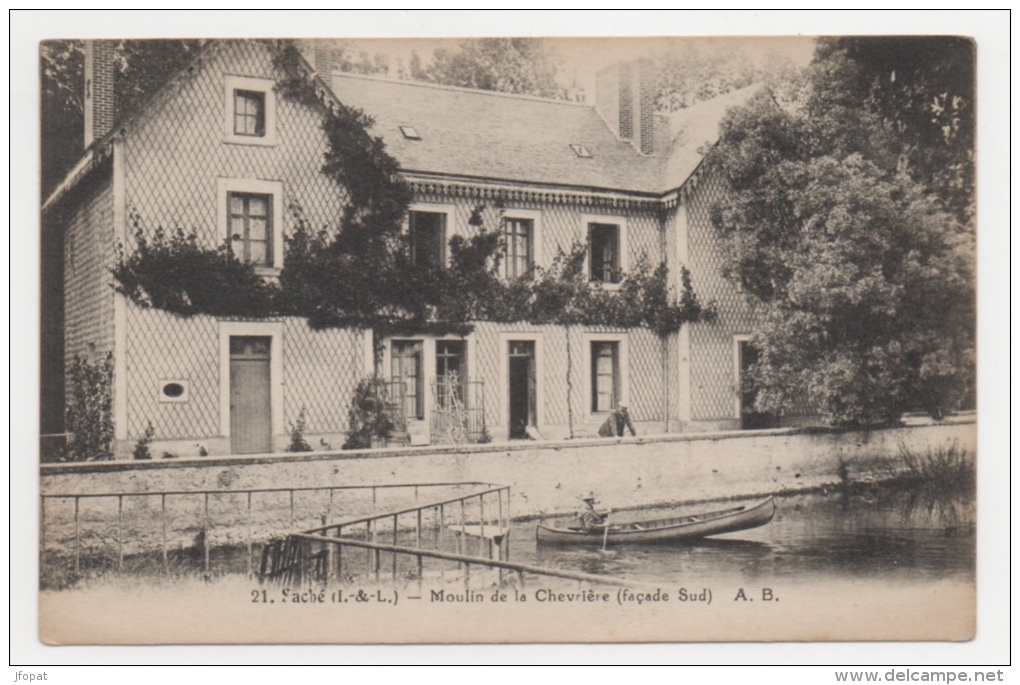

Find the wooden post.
[
  {"left": 458, "top": 500, "right": 466, "bottom": 556},
  {"left": 39, "top": 497, "right": 46, "bottom": 570},
  {"left": 416, "top": 553, "right": 423, "bottom": 593},
  {"left": 497, "top": 488, "right": 504, "bottom": 532},
  {"left": 246, "top": 492, "right": 253, "bottom": 578},
  {"left": 336, "top": 530, "right": 343, "bottom": 581},
  {"left": 479, "top": 494, "right": 486, "bottom": 558},
  {"left": 506, "top": 488, "right": 512, "bottom": 562},
  {"left": 117, "top": 495, "right": 123, "bottom": 570},
  {"left": 73, "top": 497, "right": 80, "bottom": 574},
  {"left": 415, "top": 509, "right": 422, "bottom": 549},
  {"left": 203, "top": 493, "right": 210, "bottom": 573},
  {"left": 289, "top": 490, "right": 295, "bottom": 528},
  {"left": 391, "top": 514, "right": 398, "bottom": 580},
  {"left": 161, "top": 494, "right": 168, "bottom": 573},
  {"left": 365, "top": 520, "right": 373, "bottom": 575}
]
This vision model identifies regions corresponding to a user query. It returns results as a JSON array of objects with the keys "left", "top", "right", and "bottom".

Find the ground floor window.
[
  {"left": 435, "top": 340, "right": 466, "bottom": 409},
  {"left": 391, "top": 340, "right": 424, "bottom": 420},
  {"left": 591, "top": 341, "right": 620, "bottom": 412}
]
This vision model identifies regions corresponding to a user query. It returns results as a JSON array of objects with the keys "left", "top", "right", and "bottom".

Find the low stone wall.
[{"left": 41, "top": 418, "right": 976, "bottom": 554}]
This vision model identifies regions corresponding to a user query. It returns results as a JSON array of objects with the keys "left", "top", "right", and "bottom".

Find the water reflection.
[{"left": 515, "top": 488, "right": 975, "bottom": 586}]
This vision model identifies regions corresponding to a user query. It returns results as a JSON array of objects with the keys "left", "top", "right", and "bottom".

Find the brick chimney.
[
  {"left": 313, "top": 41, "right": 334, "bottom": 91},
  {"left": 299, "top": 40, "right": 333, "bottom": 91},
  {"left": 595, "top": 59, "right": 656, "bottom": 155},
  {"left": 83, "top": 40, "right": 116, "bottom": 148}
]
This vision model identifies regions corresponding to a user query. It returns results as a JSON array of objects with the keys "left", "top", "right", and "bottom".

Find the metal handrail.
[
  {"left": 289, "top": 533, "right": 633, "bottom": 587},
  {"left": 40, "top": 481, "right": 504, "bottom": 579},
  {"left": 304, "top": 485, "right": 509, "bottom": 535},
  {"left": 40, "top": 481, "right": 501, "bottom": 500}
]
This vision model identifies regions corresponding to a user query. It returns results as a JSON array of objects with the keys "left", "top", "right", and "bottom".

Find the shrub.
[
  {"left": 343, "top": 378, "right": 397, "bottom": 450},
  {"left": 64, "top": 353, "right": 114, "bottom": 462},
  {"left": 286, "top": 406, "right": 314, "bottom": 453},
  {"left": 133, "top": 421, "right": 155, "bottom": 460}
]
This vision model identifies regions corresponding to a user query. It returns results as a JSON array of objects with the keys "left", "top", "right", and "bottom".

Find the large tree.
[{"left": 709, "top": 38, "right": 976, "bottom": 426}]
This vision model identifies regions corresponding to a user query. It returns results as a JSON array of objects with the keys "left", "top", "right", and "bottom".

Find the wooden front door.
[{"left": 230, "top": 336, "right": 272, "bottom": 454}]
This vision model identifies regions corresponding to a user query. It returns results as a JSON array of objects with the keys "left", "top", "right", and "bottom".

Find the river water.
[{"left": 509, "top": 488, "right": 975, "bottom": 587}]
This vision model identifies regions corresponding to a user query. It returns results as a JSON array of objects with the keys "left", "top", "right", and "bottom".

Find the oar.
[{"left": 601, "top": 513, "right": 611, "bottom": 552}]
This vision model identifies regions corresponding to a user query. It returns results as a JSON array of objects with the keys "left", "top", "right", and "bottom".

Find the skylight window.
[
  {"left": 400, "top": 125, "right": 421, "bottom": 140},
  {"left": 570, "top": 143, "right": 592, "bottom": 158}
]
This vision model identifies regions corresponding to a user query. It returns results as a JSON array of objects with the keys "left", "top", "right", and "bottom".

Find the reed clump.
[{"left": 898, "top": 441, "right": 975, "bottom": 526}]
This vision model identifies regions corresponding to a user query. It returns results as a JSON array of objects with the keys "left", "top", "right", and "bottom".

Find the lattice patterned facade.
[
  {"left": 61, "top": 175, "right": 116, "bottom": 369},
  {"left": 684, "top": 169, "right": 758, "bottom": 427},
  {"left": 47, "top": 39, "right": 787, "bottom": 458}
]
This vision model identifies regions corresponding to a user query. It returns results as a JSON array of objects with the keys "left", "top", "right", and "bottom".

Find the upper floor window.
[
  {"left": 229, "top": 192, "right": 272, "bottom": 266},
  {"left": 503, "top": 209, "right": 542, "bottom": 280},
  {"left": 409, "top": 210, "right": 447, "bottom": 269},
  {"left": 217, "top": 178, "right": 284, "bottom": 272},
  {"left": 233, "top": 90, "right": 266, "bottom": 137},
  {"left": 588, "top": 223, "right": 621, "bottom": 284},
  {"left": 504, "top": 218, "right": 533, "bottom": 279},
  {"left": 224, "top": 75, "right": 276, "bottom": 146}
]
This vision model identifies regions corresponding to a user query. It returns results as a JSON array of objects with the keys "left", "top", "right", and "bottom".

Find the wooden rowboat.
[{"left": 535, "top": 496, "right": 776, "bottom": 546}]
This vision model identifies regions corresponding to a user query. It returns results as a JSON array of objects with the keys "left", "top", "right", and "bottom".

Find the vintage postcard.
[{"left": 35, "top": 31, "right": 982, "bottom": 647}]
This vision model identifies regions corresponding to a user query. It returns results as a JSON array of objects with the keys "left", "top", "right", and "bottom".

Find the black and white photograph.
[{"left": 16, "top": 11, "right": 1007, "bottom": 665}]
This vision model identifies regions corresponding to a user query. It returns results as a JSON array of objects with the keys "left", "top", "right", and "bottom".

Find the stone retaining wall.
[{"left": 40, "top": 418, "right": 976, "bottom": 557}]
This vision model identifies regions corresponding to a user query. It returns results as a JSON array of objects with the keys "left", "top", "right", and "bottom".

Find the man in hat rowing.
[{"left": 576, "top": 492, "right": 612, "bottom": 533}]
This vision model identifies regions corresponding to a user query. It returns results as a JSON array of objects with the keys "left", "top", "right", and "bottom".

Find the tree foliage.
[
  {"left": 41, "top": 39, "right": 204, "bottom": 195},
  {"left": 651, "top": 44, "right": 758, "bottom": 112},
  {"left": 709, "top": 38, "right": 976, "bottom": 426},
  {"left": 112, "top": 218, "right": 277, "bottom": 319},
  {"left": 813, "top": 37, "right": 975, "bottom": 223},
  {"left": 418, "top": 38, "right": 567, "bottom": 99}
]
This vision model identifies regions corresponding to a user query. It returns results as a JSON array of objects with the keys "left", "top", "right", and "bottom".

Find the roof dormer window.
[
  {"left": 569, "top": 143, "right": 592, "bottom": 158},
  {"left": 400, "top": 125, "right": 421, "bottom": 140}
]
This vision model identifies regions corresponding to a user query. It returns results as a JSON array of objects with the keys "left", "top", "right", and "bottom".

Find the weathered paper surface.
[{"left": 35, "top": 30, "right": 982, "bottom": 648}]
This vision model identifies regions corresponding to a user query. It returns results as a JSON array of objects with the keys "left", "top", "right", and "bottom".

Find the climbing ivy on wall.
[{"left": 111, "top": 40, "right": 712, "bottom": 338}]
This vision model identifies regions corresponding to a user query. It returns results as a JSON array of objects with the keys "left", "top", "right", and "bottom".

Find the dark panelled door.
[
  {"left": 508, "top": 341, "right": 536, "bottom": 440},
  {"left": 230, "top": 336, "right": 272, "bottom": 454}
]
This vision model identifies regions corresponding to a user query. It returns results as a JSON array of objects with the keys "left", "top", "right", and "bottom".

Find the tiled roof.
[
  {"left": 43, "top": 40, "right": 759, "bottom": 211},
  {"left": 331, "top": 74, "right": 758, "bottom": 196},
  {"left": 659, "top": 84, "right": 761, "bottom": 192}
]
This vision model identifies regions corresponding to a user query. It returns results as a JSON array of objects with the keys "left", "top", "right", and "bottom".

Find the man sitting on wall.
[{"left": 598, "top": 405, "right": 636, "bottom": 438}]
